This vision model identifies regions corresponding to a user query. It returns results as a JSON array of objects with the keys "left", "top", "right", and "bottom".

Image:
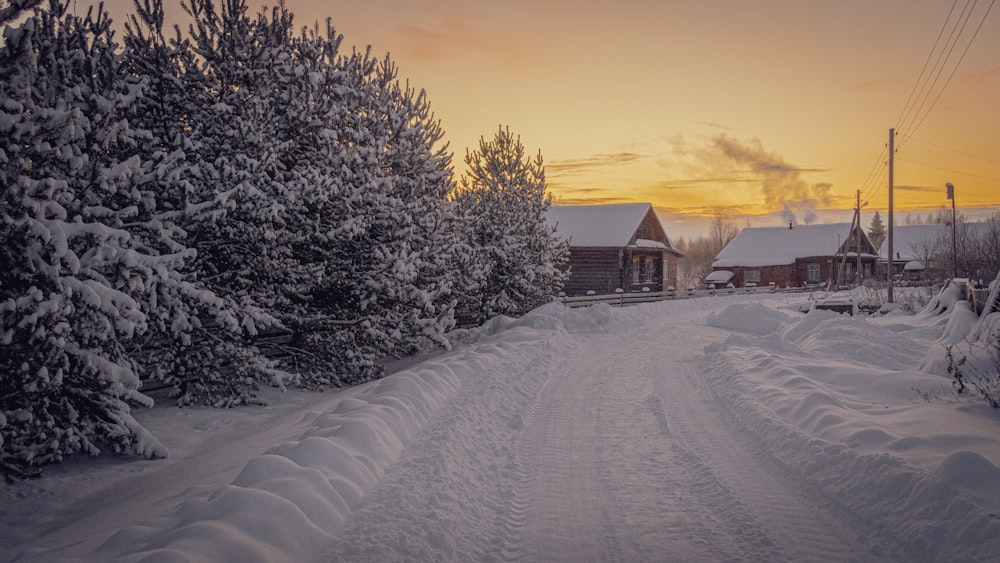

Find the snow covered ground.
[{"left": 3, "top": 289, "right": 1000, "bottom": 562}]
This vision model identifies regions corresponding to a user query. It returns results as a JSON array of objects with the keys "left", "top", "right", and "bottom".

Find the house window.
[
  {"left": 631, "top": 257, "right": 640, "bottom": 284},
  {"left": 744, "top": 269, "right": 761, "bottom": 283},
  {"left": 643, "top": 257, "right": 655, "bottom": 283},
  {"left": 807, "top": 263, "right": 821, "bottom": 283}
]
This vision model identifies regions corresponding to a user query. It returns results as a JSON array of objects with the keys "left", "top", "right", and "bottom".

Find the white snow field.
[{"left": 3, "top": 290, "right": 1000, "bottom": 562}]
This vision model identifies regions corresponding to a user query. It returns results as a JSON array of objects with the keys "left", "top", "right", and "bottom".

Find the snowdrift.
[
  {"left": 9, "top": 304, "right": 597, "bottom": 562},
  {"left": 702, "top": 298, "right": 1000, "bottom": 561}
]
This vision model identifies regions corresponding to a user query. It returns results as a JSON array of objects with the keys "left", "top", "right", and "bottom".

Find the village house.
[
  {"left": 545, "top": 203, "right": 684, "bottom": 296},
  {"left": 877, "top": 224, "right": 946, "bottom": 281},
  {"left": 711, "top": 223, "right": 878, "bottom": 288},
  {"left": 880, "top": 222, "right": 1000, "bottom": 283}
]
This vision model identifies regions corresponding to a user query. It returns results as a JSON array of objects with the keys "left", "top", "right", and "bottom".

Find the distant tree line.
[
  {"left": 675, "top": 212, "right": 740, "bottom": 289},
  {"left": 0, "top": 0, "right": 567, "bottom": 477}
]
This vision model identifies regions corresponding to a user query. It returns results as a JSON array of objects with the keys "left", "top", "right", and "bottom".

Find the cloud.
[
  {"left": 895, "top": 184, "right": 941, "bottom": 193},
  {"left": 547, "top": 152, "right": 644, "bottom": 175},
  {"left": 548, "top": 184, "right": 634, "bottom": 206},
  {"left": 550, "top": 195, "right": 633, "bottom": 205},
  {"left": 666, "top": 133, "right": 834, "bottom": 225},
  {"left": 696, "top": 121, "right": 731, "bottom": 131},
  {"left": 652, "top": 176, "right": 755, "bottom": 190},
  {"left": 960, "top": 66, "right": 1000, "bottom": 88},
  {"left": 850, "top": 77, "right": 901, "bottom": 92},
  {"left": 399, "top": 17, "right": 531, "bottom": 67},
  {"left": 549, "top": 187, "right": 630, "bottom": 205}
]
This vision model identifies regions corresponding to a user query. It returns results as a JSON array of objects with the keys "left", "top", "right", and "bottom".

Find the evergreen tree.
[
  {"left": 283, "top": 48, "right": 461, "bottom": 384},
  {"left": 180, "top": 0, "right": 295, "bottom": 314},
  {"left": 867, "top": 210, "right": 887, "bottom": 250},
  {"left": 452, "top": 126, "right": 568, "bottom": 322},
  {"left": 120, "top": 0, "right": 279, "bottom": 407},
  {"left": 1, "top": 1, "right": 171, "bottom": 476},
  {"left": 0, "top": 0, "right": 470, "bottom": 476}
]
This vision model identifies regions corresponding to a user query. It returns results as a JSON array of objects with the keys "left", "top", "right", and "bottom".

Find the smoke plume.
[{"left": 674, "top": 133, "right": 833, "bottom": 225}]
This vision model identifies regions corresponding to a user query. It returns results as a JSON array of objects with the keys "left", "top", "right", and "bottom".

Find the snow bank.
[
  {"left": 702, "top": 300, "right": 1000, "bottom": 561},
  {"left": 12, "top": 304, "right": 611, "bottom": 563},
  {"left": 706, "top": 301, "right": 794, "bottom": 336}
]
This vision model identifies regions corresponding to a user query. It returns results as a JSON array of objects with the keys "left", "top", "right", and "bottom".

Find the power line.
[
  {"left": 895, "top": 156, "right": 1000, "bottom": 184},
  {"left": 894, "top": 0, "right": 962, "bottom": 130},
  {"left": 854, "top": 1, "right": 993, "bottom": 216},
  {"left": 896, "top": 0, "right": 975, "bottom": 139},
  {"left": 900, "top": 0, "right": 996, "bottom": 143},
  {"left": 858, "top": 146, "right": 888, "bottom": 203},
  {"left": 901, "top": 133, "right": 1000, "bottom": 166}
]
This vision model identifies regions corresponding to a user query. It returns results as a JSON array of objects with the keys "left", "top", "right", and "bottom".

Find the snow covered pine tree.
[
  {"left": 452, "top": 126, "right": 569, "bottom": 323},
  {"left": 276, "top": 46, "right": 462, "bottom": 385},
  {"left": 0, "top": 2, "right": 173, "bottom": 477},
  {"left": 121, "top": 0, "right": 282, "bottom": 407}
]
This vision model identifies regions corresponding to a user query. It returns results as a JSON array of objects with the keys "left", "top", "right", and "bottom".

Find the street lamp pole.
[{"left": 946, "top": 182, "right": 957, "bottom": 279}]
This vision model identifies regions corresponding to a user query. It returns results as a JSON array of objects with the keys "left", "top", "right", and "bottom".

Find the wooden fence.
[{"left": 558, "top": 285, "right": 797, "bottom": 308}]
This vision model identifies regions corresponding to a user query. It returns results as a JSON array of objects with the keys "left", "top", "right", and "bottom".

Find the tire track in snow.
[
  {"left": 488, "top": 363, "right": 550, "bottom": 562},
  {"left": 512, "top": 324, "right": 771, "bottom": 561},
  {"left": 318, "top": 326, "right": 575, "bottom": 562},
  {"left": 583, "top": 332, "right": 777, "bottom": 562},
  {"left": 514, "top": 350, "right": 630, "bottom": 561},
  {"left": 650, "top": 316, "right": 888, "bottom": 562}
]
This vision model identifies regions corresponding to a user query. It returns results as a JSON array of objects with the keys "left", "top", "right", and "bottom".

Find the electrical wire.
[
  {"left": 895, "top": 157, "right": 1000, "bottom": 184},
  {"left": 893, "top": 0, "right": 962, "bottom": 130},
  {"left": 858, "top": 146, "right": 888, "bottom": 204},
  {"left": 900, "top": 0, "right": 997, "bottom": 144},
  {"left": 858, "top": 0, "right": 995, "bottom": 210},
  {"left": 901, "top": 134, "right": 1000, "bottom": 166}
]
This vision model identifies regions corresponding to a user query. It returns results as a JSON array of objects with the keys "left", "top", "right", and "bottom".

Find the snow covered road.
[
  {"left": 321, "top": 302, "right": 883, "bottom": 562},
  {"left": 5, "top": 292, "right": 1000, "bottom": 562}
]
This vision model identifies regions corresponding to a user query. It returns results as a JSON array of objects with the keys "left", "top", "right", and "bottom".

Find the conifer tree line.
[{"left": 0, "top": 0, "right": 568, "bottom": 477}]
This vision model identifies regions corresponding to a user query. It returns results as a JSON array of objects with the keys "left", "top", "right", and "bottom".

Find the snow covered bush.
[{"left": 452, "top": 126, "right": 569, "bottom": 323}]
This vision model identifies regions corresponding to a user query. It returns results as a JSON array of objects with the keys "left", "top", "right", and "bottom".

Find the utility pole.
[
  {"left": 887, "top": 128, "right": 895, "bottom": 304},
  {"left": 856, "top": 190, "right": 862, "bottom": 285},
  {"left": 836, "top": 205, "right": 858, "bottom": 290},
  {"left": 946, "top": 182, "right": 957, "bottom": 279}
]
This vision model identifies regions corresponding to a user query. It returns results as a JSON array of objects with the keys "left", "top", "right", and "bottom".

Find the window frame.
[{"left": 807, "top": 263, "right": 821, "bottom": 283}]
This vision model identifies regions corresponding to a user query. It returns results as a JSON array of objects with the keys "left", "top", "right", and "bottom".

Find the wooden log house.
[
  {"left": 711, "top": 222, "right": 879, "bottom": 288},
  {"left": 545, "top": 203, "right": 685, "bottom": 296}
]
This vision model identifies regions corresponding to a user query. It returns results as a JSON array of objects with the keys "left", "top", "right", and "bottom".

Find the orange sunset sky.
[{"left": 96, "top": 0, "right": 999, "bottom": 239}]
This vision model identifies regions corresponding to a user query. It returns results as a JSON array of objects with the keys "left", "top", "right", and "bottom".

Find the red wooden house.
[{"left": 711, "top": 223, "right": 878, "bottom": 288}]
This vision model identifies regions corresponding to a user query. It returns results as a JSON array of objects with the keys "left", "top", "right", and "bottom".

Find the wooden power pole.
[
  {"left": 887, "top": 128, "right": 895, "bottom": 304},
  {"left": 856, "top": 190, "right": 862, "bottom": 285}
]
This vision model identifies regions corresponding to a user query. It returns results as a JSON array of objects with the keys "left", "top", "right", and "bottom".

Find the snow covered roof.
[
  {"left": 713, "top": 223, "right": 860, "bottom": 268},
  {"left": 878, "top": 224, "right": 946, "bottom": 262},
  {"left": 704, "top": 270, "right": 734, "bottom": 283},
  {"left": 545, "top": 203, "right": 675, "bottom": 249}
]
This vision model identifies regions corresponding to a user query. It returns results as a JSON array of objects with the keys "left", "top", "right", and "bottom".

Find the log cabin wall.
[{"left": 562, "top": 247, "right": 624, "bottom": 296}]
